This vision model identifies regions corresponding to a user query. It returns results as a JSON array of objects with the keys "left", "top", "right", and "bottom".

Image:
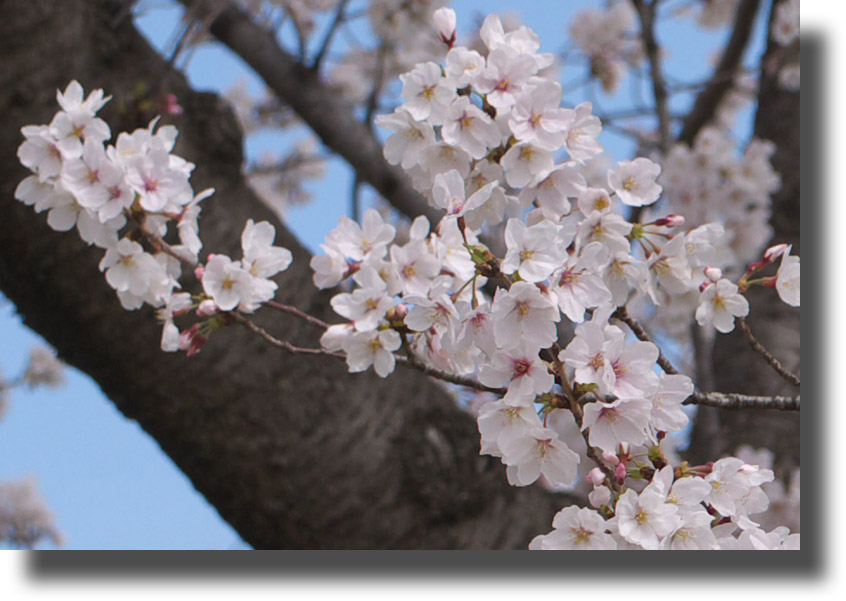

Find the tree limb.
[
  {"left": 0, "top": 0, "right": 569, "bottom": 549},
  {"left": 677, "top": 0, "right": 762, "bottom": 145},
  {"left": 685, "top": 392, "right": 799, "bottom": 412},
  {"left": 179, "top": 0, "right": 442, "bottom": 226},
  {"left": 632, "top": 0, "right": 672, "bottom": 154}
]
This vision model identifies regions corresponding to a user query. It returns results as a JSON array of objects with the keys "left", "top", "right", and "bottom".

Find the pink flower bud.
[
  {"left": 653, "top": 214, "right": 685, "bottom": 227},
  {"left": 433, "top": 7, "right": 456, "bottom": 47},
  {"left": 194, "top": 265, "right": 206, "bottom": 280},
  {"left": 615, "top": 461, "right": 627, "bottom": 485},
  {"left": 704, "top": 266, "right": 722, "bottom": 283},
  {"left": 178, "top": 323, "right": 202, "bottom": 352},
  {"left": 196, "top": 300, "right": 218, "bottom": 317},
  {"left": 385, "top": 303, "right": 408, "bottom": 322},
  {"left": 186, "top": 334, "right": 207, "bottom": 357},
  {"left": 586, "top": 467, "right": 605, "bottom": 486},
  {"left": 602, "top": 451, "right": 619, "bottom": 466},
  {"left": 699, "top": 280, "right": 713, "bottom": 293},
  {"left": 158, "top": 93, "right": 183, "bottom": 116},
  {"left": 764, "top": 243, "right": 789, "bottom": 262},
  {"left": 344, "top": 261, "right": 361, "bottom": 279}
]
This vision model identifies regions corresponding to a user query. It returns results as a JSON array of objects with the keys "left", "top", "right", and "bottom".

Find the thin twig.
[
  {"left": 737, "top": 317, "right": 801, "bottom": 388},
  {"left": 399, "top": 335, "right": 505, "bottom": 394},
  {"left": 632, "top": 0, "right": 672, "bottom": 154},
  {"left": 612, "top": 306, "right": 679, "bottom": 375},
  {"left": 265, "top": 300, "right": 329, "bottom": 329},
  {"left": 124, "top": 209, "right": 198, "bottom": 269},
  {"left": 230, "top": 312, "right": 344, "bottom": 359},
  {"left": 611, "top": 307, "right": 799, "bottom": 411},
  {"left": 310, "top": 0, "right": 351, "bottom": 73},
  {"left": 396, "top": 355, "right": 504, "bottom": 394}
]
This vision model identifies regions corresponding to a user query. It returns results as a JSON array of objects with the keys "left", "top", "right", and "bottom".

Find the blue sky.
[{"left": 0, "top": 0, "right": 769, "bottom": 549}]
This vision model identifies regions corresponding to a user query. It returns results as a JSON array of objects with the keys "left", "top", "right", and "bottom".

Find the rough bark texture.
[
  {"left": 686, "top": 0, "right": 800, "bottom": 480},
  {"left": 0, "top": 0, "right": 570, "bottom": 549}
]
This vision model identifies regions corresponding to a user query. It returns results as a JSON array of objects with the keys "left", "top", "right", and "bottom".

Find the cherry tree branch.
[
  {"left": 737, "top": 317, "right": 801, "bottom": 388},
  {"left": 265, "top": 300, "right": 329, "bottom": 329},
  {"left": 178, "top": 0, "right": 442, "bottom": 226},
  {"left": 234, "top": 309, "right": 505, "bottom": 394},
  {"left": 684, "top": 391, "right": 799, "bottom": 412},
  {"left": 612, "top": 306, "right": 679, "bottom": 375},
  {"left": 124, "top": 209, "right": 197, "bottom": 269},
  {"left": 631, "top": 0, "right": 672, "bottom": 154},
  {"left": 677, "top": 0, "right": 762, "bottom": 145},
  {"left": 310, "top": 0, "right": 351, "bottom": 73},
  {"left": 231, "top": 311, "right": 342, "bottom": 358},
  {"left": 398, "top": 339, "right": 506, "bottom": 394},
  {"left": 612, "top": 307, "right": 799, "bottom": 411}
]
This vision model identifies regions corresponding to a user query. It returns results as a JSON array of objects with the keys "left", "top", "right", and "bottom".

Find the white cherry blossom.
[
  {"left": 775, "top": 248, "right": 800, "bottom": 307},
  {"left": 490, "top": 281, "right": 559, "bottom": 350},
  {"left": 695, "top": 278, "right": 749, "bottom": 333},
  {"left": 342, "top": 329, "right": 401, "bottom": 378},
  {"left": 608, "top": 158, "right": 662, "bottom": 207},
  {"left": 530, "top": 506, "right": 617, "bottom": 550}
]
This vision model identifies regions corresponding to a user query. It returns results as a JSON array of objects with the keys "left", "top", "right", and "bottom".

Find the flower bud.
[
  {"left": 196, "top": 299, "right": 218, "bottom": 317},
  {"left": 703, "top": 266, "right": 722, "bottom": 283},
  {"left": 385, "top": 303, "right": 408, "bottom": 323},
  {"left": 586, "top": 467, "right": 605, "bottom": 486},
  {"left": 186, "top": 334, "right": 207, "bottom": 357},
  {"left": 653, "top": 214, "right": 685, "bottom": 227},
  {"left": 602, "top": 451, "right": 619, "bottom": 466},
  {"left": 615, "top": 461, "right": 627, "bottom": 485},
  {"left": 158, "top": 93, "right": 183, "bottom": 116},
  {"left": 178, "top": 324, "right": 200, "bottom": 351},
  {"left": 194, "top": 265, "right": 206, "bottom": 280},
  {"left": 764, "top": 243, "right": 789, "bottom": 262},
  {"left": 433, "top": 7, "right": 456, "bottom": 47},
  {"left": 699, "top": 280, "right": 713, "bottom": 293}
]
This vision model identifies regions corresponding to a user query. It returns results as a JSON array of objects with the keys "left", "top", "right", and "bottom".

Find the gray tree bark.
[
  {"left": 0, "top": 0, "right": 571, "bottom": 549},
  {"left": 686, "top": 0, "right": 800, "bottom": 480}
]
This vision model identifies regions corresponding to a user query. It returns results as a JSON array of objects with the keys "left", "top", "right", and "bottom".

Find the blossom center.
[
  {"left": 594, "top": 195, "right": 610, "bottom": 210},
  {"left": 588, "top": 354, "right": 604, "bottom": 371},
  {"left": 571, "top": 527, "right": 593, "bottom": 545},
  {"left": 511, "top": 357, "right": 532, "bottom": 378}
]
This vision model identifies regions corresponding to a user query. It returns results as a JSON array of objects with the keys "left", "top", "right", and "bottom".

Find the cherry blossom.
[{"left": 695, "top": 278, "right": 749, "bottom": 333}]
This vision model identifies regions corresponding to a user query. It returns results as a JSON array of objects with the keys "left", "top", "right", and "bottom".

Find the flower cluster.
[
  {"left": 531, "top": 460, "right": 798, "bottom": 550},
  {"left": 15, "top": 81, "right": 293, "bottom": 354},
  {"left": 772, "top": 0, "right": 800, "bottom": 91},
  {"left": 13, "top": 6, "right": 800, "bottom": 550},
  {"left": 568, "top": 1, "right": 643, "bottom": 93},
  {"left": 308, "top": 8, "right": 800, "bottom": 549}
]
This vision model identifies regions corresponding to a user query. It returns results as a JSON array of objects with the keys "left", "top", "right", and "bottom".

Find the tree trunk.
[
  {"left": 687, "top": 0, "right": 800, "bottom": 480},
  {"left": 0, "top": 0, "right": 569, "bottom": 549}
]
